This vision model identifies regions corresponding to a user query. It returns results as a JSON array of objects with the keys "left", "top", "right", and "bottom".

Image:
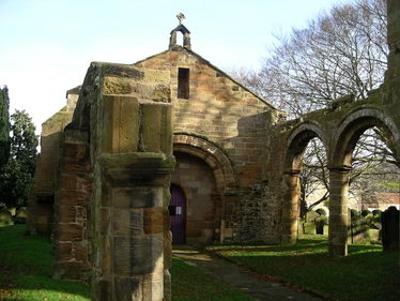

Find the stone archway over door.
[
  {"left": 172, "top": 152, "right": 218, "bottom": 244},
  {"left": 170, "top": 184, "right": 186, "bottom": 244},
  {"left": 173, "top": 133, "right": 237, "bottom": 243}
]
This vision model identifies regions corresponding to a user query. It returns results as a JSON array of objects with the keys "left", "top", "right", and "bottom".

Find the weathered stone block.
[
  {"left": 130, "top": 234, "right": 163, "bottom": 275},
  {"left": 73, "top": 243, "right": 88, "bottom": 262},
  {"left": 94, "top": 279, "right": 110, "bottom": 301},
  {"left": 114, "top": 277, "right": 132, "bottom": 301},
  {"left": 58, "top": 205, "right": 76, "bottom": 223},
  {"left": 143, "top": 208, "right": 164, "bottom": 234},
  {"left": 54, "top": 261, "right": 90, "bottom": 280},
  {"left": 57, "top": 224, "right": 83, "bottom": 242},
  {"left": 113, "top": 236, "right": 130, "bottom": 275},
  {"left": 142, "top": 272, "right": 164, "bottom": 301},
  {"left": 64, "top": 142, "right": 89, "bottom": 162},
  {"left": 112, "top": 187, "right": 163, "bottom": 209},
  {"left": 102, "top": 95, "right": 139, "bottom": 153},
  {"left": 55, "top": 242, "right": 73, "bottom": 261},
  {"left": 130, "top": 210, "right": 144, "bottom": 236},
  {"left": 112, "top": 209, "right": 131, "bottom": 235},
  {"left": 141, "top": 103, "right": 172, "bottom": 154},
  {"left": 58, "top": 190, "right": 88, "bottom": 206}
]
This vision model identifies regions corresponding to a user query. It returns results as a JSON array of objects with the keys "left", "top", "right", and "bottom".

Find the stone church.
[
  {"left": 27, "top": 1, "right": 400, "bottom": 300},
  {"left": 29, "top": 22, "right": 283, "bottom": 245}
]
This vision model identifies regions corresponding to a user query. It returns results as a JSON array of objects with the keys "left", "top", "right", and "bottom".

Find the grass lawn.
[
  {"left": 0, "top": 225, "right": 89, "bottom": 301},
  {"left": 171, "top": 257, "right": 253, "bottom": 301},
  {"left": 208, "top": 235, "right": 400, "bottom": 301},
  {"left": 0, "top": 225, "right": 253, "bottom": 301}
]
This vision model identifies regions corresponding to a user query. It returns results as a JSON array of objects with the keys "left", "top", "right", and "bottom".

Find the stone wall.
[
  {"left": 53, "top": 129, "right": 91, "bottom": 280},
  {"left": 51, "top": 62, "right": 175, "bottom": 300},
  {"left": 28, "top": 88, "right": 79, "bottom": 234},
  {"left": 135, "top": 47, "right": 280, "bottom": 189},
  {"left": 135, "top": 47, "right": 284, "bottom": 243},
  {"left": 29, "top": 46, "right": 284, "bottom": 246}
]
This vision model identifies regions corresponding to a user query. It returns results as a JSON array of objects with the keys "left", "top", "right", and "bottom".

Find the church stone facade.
[
  {"left": 28, "top": 23, "right": 284, "bottom": 246},
  {"left": 27, "top": 2, "right": 400, "bottom": 300}
]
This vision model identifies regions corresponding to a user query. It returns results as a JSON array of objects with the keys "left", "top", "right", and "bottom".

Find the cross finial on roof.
[{"left": 176, "top": 12, "right": 185, "bottom": 24}]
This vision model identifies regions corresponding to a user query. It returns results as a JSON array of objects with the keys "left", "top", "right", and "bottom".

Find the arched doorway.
[
  {"left": 170, "top": 184, "right": 186, "bottom": 245},
  {"left": 172, "top": 133, "right": 237, "bottom": 243},
  {"left": 171, "top": 152, "right": 218, "bottom": 244}
]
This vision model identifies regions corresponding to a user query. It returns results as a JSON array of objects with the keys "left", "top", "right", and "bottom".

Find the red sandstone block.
[
  {"left": 55, "top": 242, "right": 73, "bottom": 261},
  {"left": 73, "top": 244, "right": 88, "bottom": 262},
  {"left": 57, "top": 224, "right": 83, "bottom": 242},
  {"left": 63, "top": 142, "right": 89, "bottom": 162},
  {"left": 59, "top": 174, "right": 79, "bottom": 191},
  {"left": 62, "top": 162, "right": 91, "bottom": 174},
  {"left": 58, "top": 190, "right": 89, "bottom": 206},
  {"left": 54, "top": 261, "right": 89, "bottom": 281},
  {"left": 58, "top": 205, "right": 76, "bottom": 223}
]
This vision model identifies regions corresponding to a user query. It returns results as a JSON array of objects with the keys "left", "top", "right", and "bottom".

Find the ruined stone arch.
[
  {"left": 286, "top": 121, "right": 327, "bottom": 171},
  {"left": 173, "top": 133, "right": 237, "bottom": 192},
  {"left": 333, "top": 107, "right": 400, "bottom": 166},
  {"left": 327, "top": 107, "right": 400, "bottom": 256},
  {"left": 281, "top": 121, "right": 327, "bottom": 244}
]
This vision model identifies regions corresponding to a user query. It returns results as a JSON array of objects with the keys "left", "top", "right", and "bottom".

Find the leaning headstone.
[
  {"left": 315, "top": 215, "right": 327, "bottom": 235},
  {"left": 8, "top": 207, "right": 16, "bottom": 216},
  {"left": 381, "top": 206, "right": 400, "bottom": 252},
  {"left": 14, "top": 207, "right": 28, "bottom": 224},
  {"left": 0, "top": 208, "right": 13, "bottom": 226}
]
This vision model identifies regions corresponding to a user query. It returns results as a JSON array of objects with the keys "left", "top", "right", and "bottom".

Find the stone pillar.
[
  {"left": 385, "top": 0, "right": 400, "bottom": 103},
  {"left": 183, "top": 33, "right": 191, "bottom": 50},
  {"left": 281, "top": 170, "right": 300, "bottom": 244},
  {"left": 169, "top": 31, "right": 177, "bottom": 49},
  {"left": 328, "top": 166, "right": 351, "bottom": 257},
  {"left": 91, "top": 95, "right": 174, "bottom": 301},
  {"left": 387, "top": 0, "right": 400, "bottom": 59}
]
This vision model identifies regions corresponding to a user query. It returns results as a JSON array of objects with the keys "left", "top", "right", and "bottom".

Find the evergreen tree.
[
  {"left": 10, "top": 110, "right": 38, "bottom": 176},
  {"left": 0, "top": 110, "right": 38, "bottom": 207},
  {"left": 0, "top": 86, "right": 10, "bottom": 169}
]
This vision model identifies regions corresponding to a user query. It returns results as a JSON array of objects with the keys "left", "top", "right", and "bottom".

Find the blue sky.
[{"left": 0, "top": 0, "right": 351, "bottom": 132}]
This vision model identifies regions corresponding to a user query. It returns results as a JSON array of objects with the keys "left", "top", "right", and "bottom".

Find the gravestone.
[{"left": 381, "top": 206, "right": 400, "bottom": 252}]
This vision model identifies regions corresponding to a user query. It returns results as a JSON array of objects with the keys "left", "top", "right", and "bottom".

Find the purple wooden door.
[{"left": 169, "top": 185, "right": 186, "bottom": 244}]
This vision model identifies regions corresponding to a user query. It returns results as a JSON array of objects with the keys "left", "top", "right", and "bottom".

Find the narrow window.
[{"left": 178, "top": 68, "right": 189, "bottom": 99}]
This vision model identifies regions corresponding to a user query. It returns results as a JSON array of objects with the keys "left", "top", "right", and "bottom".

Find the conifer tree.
[{"left": 0, "top": 86, "right": 10, "bottom": 170}]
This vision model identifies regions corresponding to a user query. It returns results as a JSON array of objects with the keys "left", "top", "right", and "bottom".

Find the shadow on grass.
[
  {"left": 0, "top": 225, "right": 89, "bottom": 301},
  {"left": 213, "top": 237, "right": 399, "bottom": 301},
  {"left": 208, "top": 236, "right": 328, "bottom": 254}
]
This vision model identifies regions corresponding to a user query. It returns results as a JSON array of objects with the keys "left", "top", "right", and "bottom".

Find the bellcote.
[{"left": 169, "top": 13, "right": 191, "bottom": 50}]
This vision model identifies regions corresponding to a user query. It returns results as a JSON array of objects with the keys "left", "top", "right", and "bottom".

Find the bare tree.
[{"left": 233, "top": 0, "right": 398, "bottom": 214}]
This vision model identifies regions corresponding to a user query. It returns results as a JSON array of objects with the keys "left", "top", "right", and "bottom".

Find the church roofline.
[
  {"left": 132, "top": 46, "right": 277, "bottom": 110},
  {"left": 170, "top": 24, "right": 191, "bottom": 34},
  {"left": 66, "top": 85, "right": 81, "bottom": 97}
]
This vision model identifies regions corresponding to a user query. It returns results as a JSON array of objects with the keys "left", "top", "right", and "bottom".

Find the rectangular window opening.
[{"left": 178, "top": 68, "right": 190, "bottom": 99}]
